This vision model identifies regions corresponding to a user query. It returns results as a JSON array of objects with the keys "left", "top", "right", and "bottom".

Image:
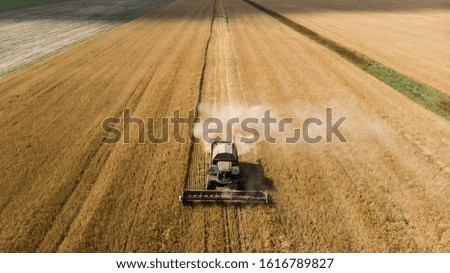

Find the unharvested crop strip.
[
  {"left": 242, "top": 0, "right": 450, "bottom": 120},
  {"left": 122, "top": 89, "right": 176, "bottom": 252},
  {"left": 39, "top": 28, "right": 175, "bottom": 250}
]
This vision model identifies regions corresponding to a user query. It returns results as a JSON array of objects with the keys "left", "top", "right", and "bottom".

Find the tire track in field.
[
  {"left": 36, "top": 9, "right": 192, "bottom": 252},
  {"left": 204, "top": 0, "right": 244, "bottom": 252},
  {"left": 1, "top": 37, "right": 157, "bottom": 251},
  {"left": 121, "top": 44, "right": 184, "bottom": 251},
  {"left": 38, "top": 60, "right": 158, "bottom": 252},
  {"left": 56, "top": 0, "right": 214, "bottom": 251},
  {"left": 0, "top": 12, "right": 173, "bottom": 220},
  {"left": 0, "top": 45, "right": 123, "bottom": 214},
  {"left": 214, "top": 0, "right": 245, "bottom": 253},
  {"left": 181, "top": 0, "right": 246, "bottom": 252}
]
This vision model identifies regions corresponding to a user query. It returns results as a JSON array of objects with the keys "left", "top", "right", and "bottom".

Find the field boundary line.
[{"left": 242, "top": 0, "right": 450, "bottom": 120}]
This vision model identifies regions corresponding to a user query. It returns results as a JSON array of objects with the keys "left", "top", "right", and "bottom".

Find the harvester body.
[
  {"left": 206, "top": 141, "right": 241, "bottom": 190},
  {"left": 179, "top": 140, "right": 268, "bottom": 204}
]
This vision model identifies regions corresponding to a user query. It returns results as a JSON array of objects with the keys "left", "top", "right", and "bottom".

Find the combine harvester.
[{"left": 179, "top": 140, "right": 269, "bottom": 204}]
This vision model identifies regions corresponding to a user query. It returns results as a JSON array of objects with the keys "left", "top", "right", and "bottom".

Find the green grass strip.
[{"left": 243, "top": 0, "right": 450, "bottom": 120}]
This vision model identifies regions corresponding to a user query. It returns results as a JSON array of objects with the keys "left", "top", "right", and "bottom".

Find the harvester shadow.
[{"left": 239, "top": 160, "right": 274, "bottom": 192}]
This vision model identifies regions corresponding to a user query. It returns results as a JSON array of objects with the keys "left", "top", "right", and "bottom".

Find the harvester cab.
[
  {"left": 206, "top": 141, "right": 241, "bottom": 190},
  {"left": 179, "top": 139, "right": 269, "bottom": 204}
]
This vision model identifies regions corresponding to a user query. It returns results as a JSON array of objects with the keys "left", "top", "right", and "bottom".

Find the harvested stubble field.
[{"left": 0, "top": 0, "right": 449, "bottom": 252}]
